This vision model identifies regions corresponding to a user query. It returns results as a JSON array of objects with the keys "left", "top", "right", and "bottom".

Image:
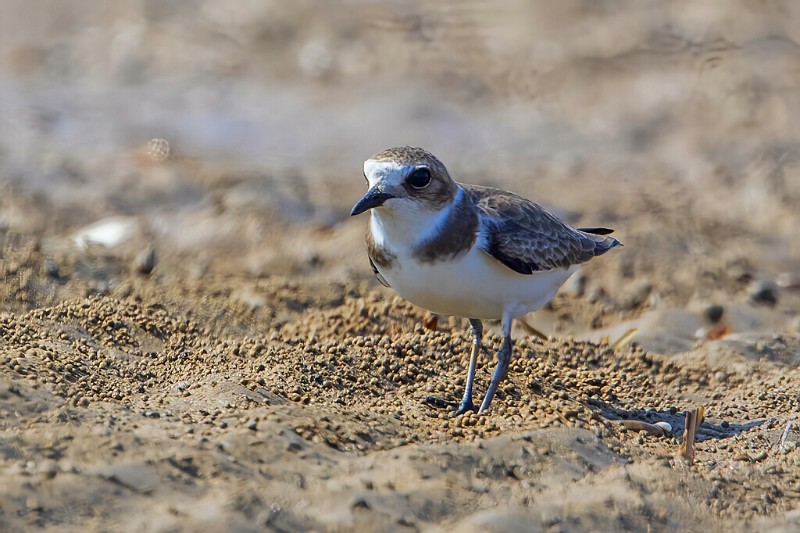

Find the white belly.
[{"left": 377, "top": 245, "right": 577, "bottom": 320}]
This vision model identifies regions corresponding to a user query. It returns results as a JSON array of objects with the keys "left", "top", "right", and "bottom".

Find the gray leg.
[
  {"left": 478, "top": 314, "right": 513, "bottom": 414},
  {"left": 453, "top": 318, "right": 482, "bottom": 416}
]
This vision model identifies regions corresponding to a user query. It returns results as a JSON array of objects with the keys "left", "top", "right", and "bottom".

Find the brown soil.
[{"left": 1, "top": 227, "right": 800, "bottom": 532}]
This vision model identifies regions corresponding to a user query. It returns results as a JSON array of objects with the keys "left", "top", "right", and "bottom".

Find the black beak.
[{"left": 350, "top": 188, "right": 394, "bottom": 216}]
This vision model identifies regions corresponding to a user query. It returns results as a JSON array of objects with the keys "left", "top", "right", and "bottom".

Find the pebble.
[
  {"left": 350, "top": 496, "right": 371, "bottom": 510},
  {"left": 749, "top": 280, "right": 778, "bottom": 306},
  {"left": 703, "top": 304, "right": 724, "bottom": 324},
  {"left": 133, "top": 246, "right": 157, "bottom": 275},
  {"left": 43, "top": 257, "right": 60, "bottom": 278},
  {"left": 58, "top": 459, "right": 77, "bottom": 474},
  {"left": 752, "top": 451, "right": 768, "bottom": 462},
  {"left": 469, "top": 482, "right": 489, "bottom": 494}
]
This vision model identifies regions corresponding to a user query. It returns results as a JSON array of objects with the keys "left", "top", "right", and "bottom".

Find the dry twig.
[
  {"left": 612, "top": 328, "right": 638, "bottom": 352},
  {"left": 617, "top": 420, "right": 669, "bottom": 437},
  {"left": 680, "top": 406, "right": 705, "bottom": 465},
  {"left": 516, "top": 317, "right": 548, "bottom": 341},
  {"left": 780, "top": 421, "right": 793, "bottom": 452}
]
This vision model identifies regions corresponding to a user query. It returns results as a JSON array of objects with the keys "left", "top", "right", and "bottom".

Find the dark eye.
[{"left": 407, "top": 168, "right": 431, "bottom": 189}]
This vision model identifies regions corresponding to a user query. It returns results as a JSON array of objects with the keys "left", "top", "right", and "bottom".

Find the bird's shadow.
[{"left": 586, "top": 398, "right": 769, "bottom": 442}]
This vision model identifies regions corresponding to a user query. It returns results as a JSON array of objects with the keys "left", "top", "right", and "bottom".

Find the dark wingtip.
[{"left": 578, "top": 227, "right": 615, "bottom": 236}]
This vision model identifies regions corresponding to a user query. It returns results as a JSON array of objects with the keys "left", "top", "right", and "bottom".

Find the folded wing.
[{"left": 466, "top": 185, "right": 621, "bottom": 275}]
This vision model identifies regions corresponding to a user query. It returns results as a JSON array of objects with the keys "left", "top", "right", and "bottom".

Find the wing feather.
[{"left": 465, "top": 184, "right": 620, "bottom": 275}]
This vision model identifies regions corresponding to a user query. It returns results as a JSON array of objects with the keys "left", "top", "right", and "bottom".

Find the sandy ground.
[
  {"left": 2, "top": 1, "right": 800, "bottom": 532},
  {"left": 1, "top": 229, "right": 800, "bottom": 532}
]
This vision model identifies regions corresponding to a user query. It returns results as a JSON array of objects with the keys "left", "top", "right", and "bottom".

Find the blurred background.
[{"left": 1, "top": 0, "right": 799, "bottom": 338}]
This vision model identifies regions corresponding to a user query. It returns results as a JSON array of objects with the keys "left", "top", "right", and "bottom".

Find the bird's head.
[{"left": 351, "top": 147, "right": 458, "bottom": 220}]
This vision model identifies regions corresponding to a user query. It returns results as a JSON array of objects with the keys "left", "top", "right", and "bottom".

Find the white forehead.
[{"left": 363, "top": 159, "right": 412, "bottom": 188}]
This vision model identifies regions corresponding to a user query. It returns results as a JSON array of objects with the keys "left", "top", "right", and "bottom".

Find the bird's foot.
[{"left": 452, "top": 398, "right": 477, "bottom": 417}]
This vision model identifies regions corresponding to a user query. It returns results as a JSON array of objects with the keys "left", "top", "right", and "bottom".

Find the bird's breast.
[{"left": 373, "top": 243, "right": 576, "bottom": 320}]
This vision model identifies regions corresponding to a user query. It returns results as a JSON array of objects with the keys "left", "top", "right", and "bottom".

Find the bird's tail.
[{"left": 578, "top": 227, "right": 622, "bottom": 256}]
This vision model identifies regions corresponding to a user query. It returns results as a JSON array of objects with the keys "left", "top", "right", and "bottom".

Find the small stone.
[
  {"left": 469, "top": 482, "right": 489, "bottom": 494},
  {"left": 58, "top": 459, "right": 77, "bottom": 474},
  {"left": 749, "top": 280, "right": 778, "bottom": 306},
  {"left": 133, "top": 246, "right": 157, "bottom": 275},
  {"left": 147, "top": 138, "right": 171, "bottom": 160},
  {"left": 350, "top": 496, "right": 371, "bottom": 510},
  {"left": 703, "top": 304, "right": 724, "bottom": 324},
  {"left": 43, "top": 258, "right": 60, "bottom": 278}
]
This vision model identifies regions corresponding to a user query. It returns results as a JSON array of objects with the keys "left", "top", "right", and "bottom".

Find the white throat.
[{"left": 370, "top": 187, "right": 463, "bottom": 250}]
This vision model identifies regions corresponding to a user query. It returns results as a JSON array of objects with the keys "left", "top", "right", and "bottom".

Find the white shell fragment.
[
  {"left": 654, "top": 421, "right": 673, "bottom": 433},
  {"left": 72, "top": 217, "right": 138, "bottom": 248}
]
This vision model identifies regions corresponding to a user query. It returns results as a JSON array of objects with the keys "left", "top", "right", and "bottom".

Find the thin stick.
[
  {"left": 616, "top": 420, "right": 667, "bottom": 437},
  {"left": 681, "top": 406, "right": 704, "bottom": 465},
  {"left": 516, "top": 317, "right": 548, "bottom": 341},
  {"left": 682, "top": 410, "right": 695, "bottom": 464},
  {"left": 612, "top": 328, "right": 638, "bottom": 352},
  {"left": 780, "top": 421, "right": 793, "bottom": 452}
]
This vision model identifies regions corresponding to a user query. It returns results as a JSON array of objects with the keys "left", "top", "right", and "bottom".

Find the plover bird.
[{"left": 351, "top": 147, "right": 621, "bottom": 415}]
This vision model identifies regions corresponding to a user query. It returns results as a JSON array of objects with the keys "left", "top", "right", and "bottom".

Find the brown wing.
[{"left": 466, "top": 185, "right": 620, "bottom": 275}]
